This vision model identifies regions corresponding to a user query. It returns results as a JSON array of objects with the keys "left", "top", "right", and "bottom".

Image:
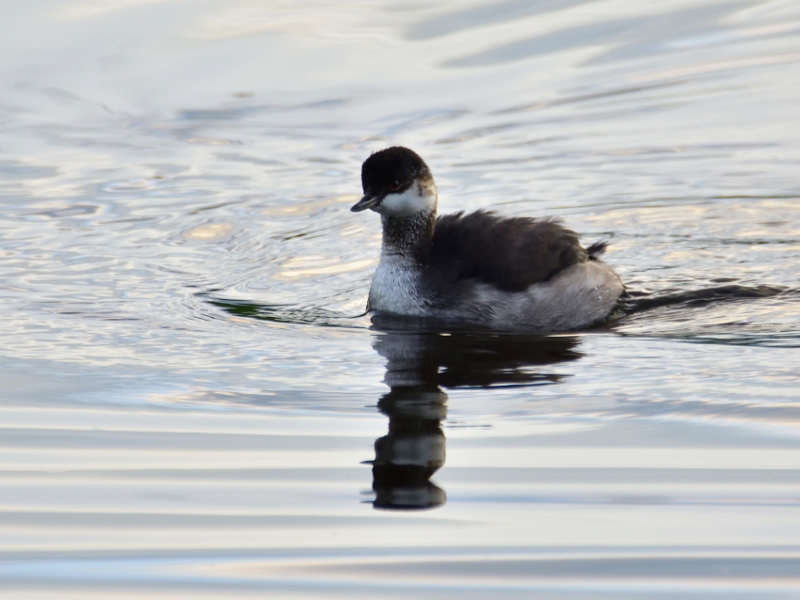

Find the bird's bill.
[{"left": 350, "top": 193, "right": 381, "bottom": 212}]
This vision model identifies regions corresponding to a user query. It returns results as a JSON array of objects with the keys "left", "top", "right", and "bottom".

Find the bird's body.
[{"left": 352, "top": 147, "right": 623, "bottom": 331}]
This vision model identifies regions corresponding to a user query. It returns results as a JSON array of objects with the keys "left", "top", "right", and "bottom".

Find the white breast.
[{"left": 368, "top": 254, "right": 425, "bottom": 315}]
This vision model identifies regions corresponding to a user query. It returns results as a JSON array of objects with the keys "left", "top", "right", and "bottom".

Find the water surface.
[{"left": 1, "top": 0, "right": 800, "bottom": 597}]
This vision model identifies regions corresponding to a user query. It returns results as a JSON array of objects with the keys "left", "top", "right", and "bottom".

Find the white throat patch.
[{"left": 375, "top": 183, "right": 436, "bottom": 217}]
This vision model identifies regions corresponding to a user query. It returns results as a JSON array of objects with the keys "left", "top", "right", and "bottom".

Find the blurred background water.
[{"left": 1, "top": 0, "right": 800, "bottom": 597}]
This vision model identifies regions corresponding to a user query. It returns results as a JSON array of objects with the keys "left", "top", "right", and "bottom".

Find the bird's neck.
[{"left": 380, "top": 210, "right": 436, "bottom": 264}]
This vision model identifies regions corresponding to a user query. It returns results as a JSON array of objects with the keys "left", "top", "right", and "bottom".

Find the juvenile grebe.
[{"left": 351, "top": 146, "right": 623, "bottom": 331}]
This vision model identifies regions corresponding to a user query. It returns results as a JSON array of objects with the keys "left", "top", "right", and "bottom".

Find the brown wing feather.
[{"left": 430, "top": 210, "right": 589, "bottom": 292}]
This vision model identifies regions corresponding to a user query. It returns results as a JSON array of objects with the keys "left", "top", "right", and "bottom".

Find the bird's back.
[{"left": 429, "top": 210, "right": 591, "bottom": 292}]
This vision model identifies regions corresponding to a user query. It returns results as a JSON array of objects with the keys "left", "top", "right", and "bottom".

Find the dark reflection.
[
  {"left": 370, "top": 386, "right": 448, "bottom": 510},
  {"left": 366, "top": 315, "right": 582, "bottom": 510},
  {"left": 202, "top": 297, "right": 584, "bottom": 509}
]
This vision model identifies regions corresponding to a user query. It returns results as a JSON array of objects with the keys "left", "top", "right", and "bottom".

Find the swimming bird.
[{"left": 351, "top": 146, "right": 623, "bottom": 331}]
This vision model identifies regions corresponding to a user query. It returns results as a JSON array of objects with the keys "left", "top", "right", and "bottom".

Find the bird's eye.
[{"left": 389, "top": 181, "right": 400, "bottom": 191}]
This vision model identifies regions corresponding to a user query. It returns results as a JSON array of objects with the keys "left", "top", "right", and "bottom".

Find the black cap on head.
[{"left": 351, "top": 146, "right": 430, "bottom": 212}]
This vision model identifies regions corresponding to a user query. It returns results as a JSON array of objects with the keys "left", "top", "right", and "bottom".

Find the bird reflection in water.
[{"left": 366, "top": 315, "right": 583, "bottom": 510}]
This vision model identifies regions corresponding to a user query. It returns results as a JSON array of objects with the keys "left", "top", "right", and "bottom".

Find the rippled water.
[{"left": 2, "top": 0, "right": 800, "bottom": 597}]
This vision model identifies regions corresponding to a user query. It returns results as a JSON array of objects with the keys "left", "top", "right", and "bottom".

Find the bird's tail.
[{"left": 586, "top": 241, "right": 609, "bottom": 259}]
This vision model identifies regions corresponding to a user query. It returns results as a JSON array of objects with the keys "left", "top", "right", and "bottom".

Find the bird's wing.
[{"left": 430, "top": 210, "right": 589, "bottom": 292}]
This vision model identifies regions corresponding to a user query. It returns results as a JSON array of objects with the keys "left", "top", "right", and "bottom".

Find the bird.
[{"left": 350, "top": 146, "right": 623, "bottom": 331}]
